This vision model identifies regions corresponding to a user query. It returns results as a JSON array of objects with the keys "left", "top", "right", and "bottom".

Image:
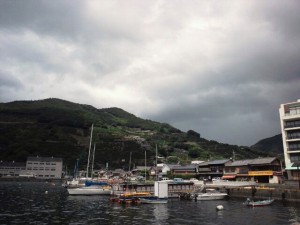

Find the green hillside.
[
  {"left": 250, "top": 134, "right": 283, "bottom": 157},
  {"left": 0, "top": 98, "right": 274, "bottom": 172}
]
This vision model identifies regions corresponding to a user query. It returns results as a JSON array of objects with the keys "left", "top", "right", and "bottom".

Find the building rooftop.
[
  {"left": 249, "top": 157, "right": 277, "bottom": 165},
  {"left": 228, "top": 159, "right": 253, "bottom": 167},
  {"left": 208, "top": 159, "right": 232, "bottom": 165},
  {"left": 27, "top": 156, "right": 63, "bottom": 162},
  {"left": 227, "top": 157, "right": 278, "bottom": 166},
  {"left": 0, "top": 161, "right": 26, "bottom": 167},
  {"left": 172, "top": 164, "right": 198, "bottom": 170}
]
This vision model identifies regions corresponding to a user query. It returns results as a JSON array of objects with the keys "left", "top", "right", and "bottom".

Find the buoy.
[
  {"left": 45, "top": 191, "right": 48, "bottom": 194},
  {"left": 216, "top": 205, "right": 224, "bottom": 211}
]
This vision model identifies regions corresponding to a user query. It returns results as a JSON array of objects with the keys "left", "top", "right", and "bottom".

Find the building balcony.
[
  {"left": 283, "top": 113, "right": 300, "bottom": 120},
  {"left": 286, "top": 137, "right": 300, "bottom": 142}
]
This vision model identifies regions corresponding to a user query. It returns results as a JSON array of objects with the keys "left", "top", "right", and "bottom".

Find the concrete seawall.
[{"left": 229, "top": 187, "right": 300, "bottom": 202}]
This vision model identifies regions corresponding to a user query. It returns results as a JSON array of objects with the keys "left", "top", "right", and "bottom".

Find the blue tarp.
[{"left": 85, "top": 180, "right": 108, "bottom": 186}]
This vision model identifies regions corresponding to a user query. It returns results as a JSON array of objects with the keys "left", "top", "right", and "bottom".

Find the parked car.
[{"left": 173, "top": 178, "right": 185, "bottom": 183}]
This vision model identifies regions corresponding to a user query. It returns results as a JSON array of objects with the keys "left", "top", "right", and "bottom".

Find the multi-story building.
[
  {"left": 279, "top": 99, "right": 300, "bottom": 180},
  {"left": 22, "top": 156, "right": 63, "bottom": 178},
  {"left": 0, "top": 161, "right": 26, "bottom": 177}
]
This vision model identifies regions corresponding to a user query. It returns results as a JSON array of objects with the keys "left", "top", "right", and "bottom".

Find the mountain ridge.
[{"left": 0, "top": 98, "right": 282, "bottom": 170}]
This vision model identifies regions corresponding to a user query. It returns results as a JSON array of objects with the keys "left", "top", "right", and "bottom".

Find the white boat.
[
  {"left": 244, "top": 198, "right": 274, "bottom": 207},
  {"left": 67, "top": 185, "right": 112, "bottom": 195},
  {"left": 139, "top": 196, "right": 168, "bottom": 204},
  {"left": 196, "top": 188, "right": 228, "bottom": 201}
]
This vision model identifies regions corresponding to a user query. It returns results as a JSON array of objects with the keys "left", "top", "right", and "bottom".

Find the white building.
[
  {"left": 279, "top": 99, "right": 300, "bottom": 180},
  {"left": 22, "top": 156, "right": 63, "bottom": 179},
  {"left": 0, "top": 161, "right": 26, "bottom": 177}
]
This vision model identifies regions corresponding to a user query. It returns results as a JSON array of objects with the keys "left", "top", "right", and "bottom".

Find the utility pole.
[{"left": 145, "top": 150, "right": 147, "bottom": 182}]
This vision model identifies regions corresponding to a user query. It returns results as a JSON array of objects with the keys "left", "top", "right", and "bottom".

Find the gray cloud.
[{"left": 0, "top": 0, "right": 299, "bottom": 146}]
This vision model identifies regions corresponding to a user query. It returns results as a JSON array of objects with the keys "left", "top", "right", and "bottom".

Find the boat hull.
[
  {"left": 196, "top": 193, "right": 228, "bottom": 201},
  {"left": 245, "top": 199, "right": 274, "bottom": 207},
  {"left": 67, "top": 187, "right": 112, "bottom": 195},
  {"left": 139, "top": 197, "right": 168, "bottom": 204}
]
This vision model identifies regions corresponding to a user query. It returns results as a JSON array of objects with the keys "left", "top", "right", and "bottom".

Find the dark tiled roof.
[
  {"left": 165, "top": 164, "right": 181, "bottom": 169},
  {"left": 249, "top": 157, "right": 277, "bottom": 165},
  {"left": 172, "top": 164, "right": 198, "bottom": 170},
  {"left": 228, "top": 157, "right": 278, "bottom": 166},
  {"left": 199, "top": 161, "right": 210, "bottom": 166},
  {"left": 228, "top": 159, "right": 253, "bottom": 167}
]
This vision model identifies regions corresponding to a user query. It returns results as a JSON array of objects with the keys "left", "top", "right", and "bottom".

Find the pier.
[{"left": 111, "top": 180, "right": 300, "bottom": 202}]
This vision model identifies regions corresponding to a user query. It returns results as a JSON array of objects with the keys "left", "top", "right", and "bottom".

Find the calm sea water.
[{"left": 1, "top": 181, "right": 300, "bottom": 225}]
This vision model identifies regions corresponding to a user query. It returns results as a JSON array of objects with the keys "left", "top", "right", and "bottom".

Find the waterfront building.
[
  {"left": 0, "top": 161, "right": 26, "bottom": 177},
  {"left": 223, "top": 157, "right": 283, "bottom": 183},
  {"left": 279, "top": 99, "right": 300, "bottom": 180},
  {"left": 22, "top": 156, "right": 63, "bottom": 178},
  {"left": 197, "top": 159, "right": 232, "bottom": 180},
  {"left": 171, "top": 164, "right": 199, "bottom": 176}
]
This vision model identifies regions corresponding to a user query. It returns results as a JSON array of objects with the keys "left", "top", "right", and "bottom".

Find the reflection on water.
[
  {"left": 1, "top": 182, "right": 300, "bottom": 225},
  {"left": 153, "top": 204, "right": 169, "bottom": 223}
]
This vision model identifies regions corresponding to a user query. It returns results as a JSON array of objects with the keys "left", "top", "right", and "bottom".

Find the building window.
[
  {"left": 290, "top": 153, "right": 300, "bottom": 163},
  {"left": 289, "top": 142, "right": 300, "bottom": 151}
]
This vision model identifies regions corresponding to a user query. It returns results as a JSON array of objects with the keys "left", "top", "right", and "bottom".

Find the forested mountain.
[
  {"left": 0, "top": 98, "right": 278, "bottom": 171},
  {"left": 250, "top": 134, "right": 283, "bottom": 156}
]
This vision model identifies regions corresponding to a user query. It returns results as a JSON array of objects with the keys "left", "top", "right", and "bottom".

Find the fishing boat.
[
  {"left": 110, "top": 192, "right": 151, "bottom": 204},
  {"left": 244, "top": 198, "right": 274, "bottom": 207}
]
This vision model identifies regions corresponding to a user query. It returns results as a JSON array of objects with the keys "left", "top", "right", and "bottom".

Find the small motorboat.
[
  {"left": 139, "top": 196, "right": 168, "bottom": 204},
  {"left": 196, "top": 188, "right": 228, "bottom": 201},
  {"left": 244, "top": 198, "right": 274, "bottom": 207}
]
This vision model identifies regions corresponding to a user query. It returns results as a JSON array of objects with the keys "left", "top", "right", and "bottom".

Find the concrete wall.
[{"left": 229, "top": 187, "right": 300, "bottom": 202}]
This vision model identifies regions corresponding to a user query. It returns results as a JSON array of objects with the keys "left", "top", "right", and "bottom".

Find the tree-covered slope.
[{"left": 0, "top": 98, "right": 275, "bottom": 171}]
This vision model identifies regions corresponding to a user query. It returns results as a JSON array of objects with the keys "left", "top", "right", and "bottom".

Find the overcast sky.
[{"left": 0, "top": 1, "right": 299, "bottom": 146}]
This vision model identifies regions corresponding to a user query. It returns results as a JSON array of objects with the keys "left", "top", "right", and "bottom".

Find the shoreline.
[{"left": 1, "top": 178, "right": 300, "bottom": 202}]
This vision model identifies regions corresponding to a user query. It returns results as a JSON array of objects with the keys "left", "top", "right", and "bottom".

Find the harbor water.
[{"left": 1, "top": 181, "right": 300, "bottom": 225}]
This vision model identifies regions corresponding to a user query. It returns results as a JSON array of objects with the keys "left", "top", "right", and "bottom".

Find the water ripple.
[{"left": 1, "top": 182, "right": 300, "bottom": 225}]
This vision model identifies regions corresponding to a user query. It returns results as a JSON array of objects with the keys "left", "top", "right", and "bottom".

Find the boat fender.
[{"left": 216, "top": 205, "right": 224, "bottom": 211}]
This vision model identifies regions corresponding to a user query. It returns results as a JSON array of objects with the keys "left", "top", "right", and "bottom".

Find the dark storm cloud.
[{"left": 0, "top": 0, "right": 299, "bottom": 146}]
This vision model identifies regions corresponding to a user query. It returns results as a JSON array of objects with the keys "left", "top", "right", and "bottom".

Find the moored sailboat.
[{"left": 67, "top": 124, "right": 112, "bottom": 195}]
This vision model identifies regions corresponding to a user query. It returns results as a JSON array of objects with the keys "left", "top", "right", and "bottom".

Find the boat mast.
[
  {"left": 156, "top": 144, "right": 158, "bottom": 181},
  {"left": 91, "top": 143, "right": 96, "bottom": 179},
  {"left": 86, "top": 124, "right": 94, "bottom": 178},
  {"left": 129, "top": 151, "right": 132, "bottom": 172}
]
